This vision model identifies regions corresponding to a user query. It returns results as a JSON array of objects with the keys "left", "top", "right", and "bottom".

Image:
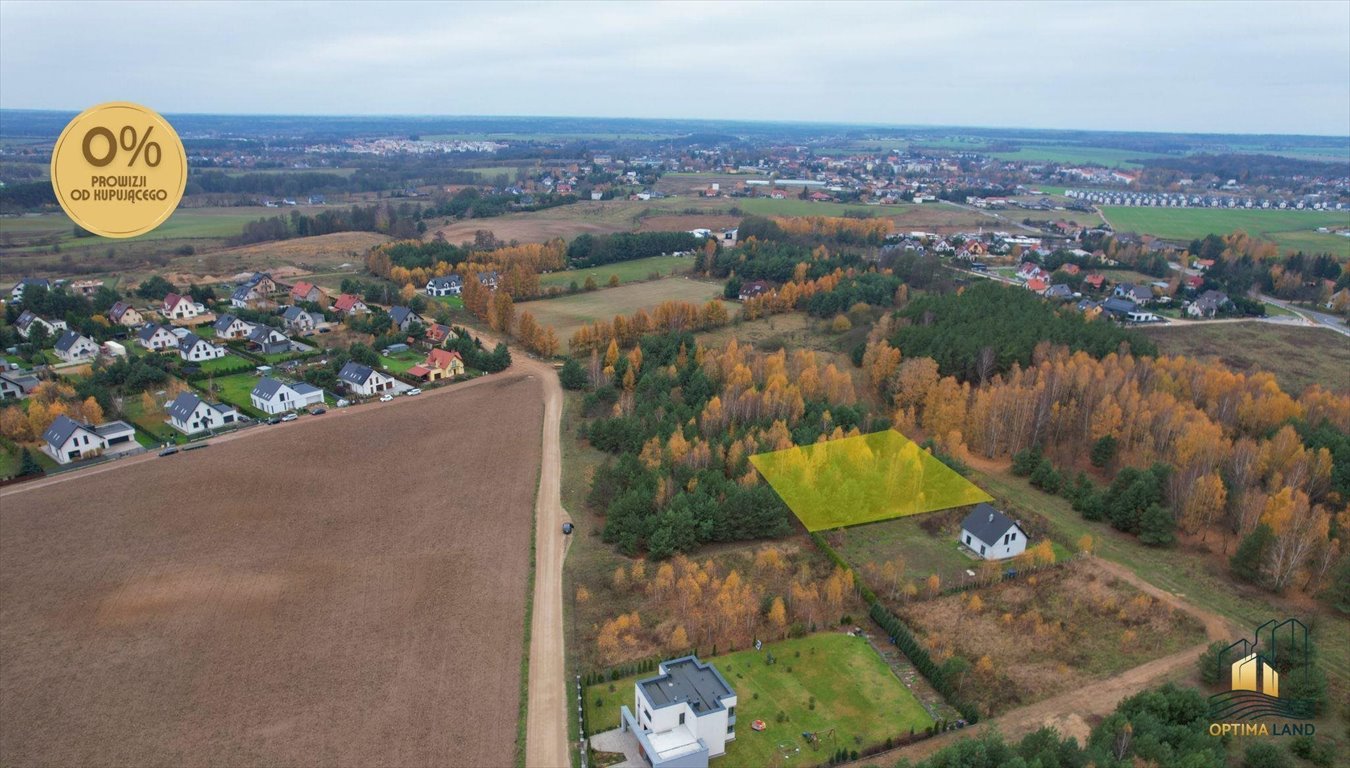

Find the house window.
[
  {"left": 980, "top": 545, "right": 986, "bottom": 555},
  {"left": 1010, "top": 532, "right": 1016, "bottom": 541},
  {"left": 727, "top": 725, "right": 734, "bottom": 734},
  {"left": 1004, "top": 533, "right": 1010, "bottom": 545},
  {"left": 728, "top": 706, "right": 735, "bottom": 718},
  {"left": 678, "top": 713, "right": 685, "bottom": 725},
  {"left": 964, "top": 534, "right": 971, "bottom": 545}
]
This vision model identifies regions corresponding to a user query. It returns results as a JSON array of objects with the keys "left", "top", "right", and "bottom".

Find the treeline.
[
  {"left": 709, "top": 239, "right": 865, "bottom": 283},
  {"left": 423, "top": 186, "right": 576, "bottom": 220},
  {"left": 566, "top": 231, "right": 704, "bottom": 268},
  {"left": 737, "top": 214, "right": 892, "bottom": 246},
  {"left": 0, "top": 180, "right": 57, "bottom": 214},
  {"left": 900, "top": 684, "right": 1236, "bottom": 768},
  {"left": 229, "top": 202, "right": 425, "bottom": 245},
  {"left": 891, "top": 282, "right": 1154, "bottom": 382},
  {"left": 187, "top": 168, "right": 485, "bottom": 197},
  {"left": 568, "top": 301, "right": 729, "bottom": 354},
  {"left": 569, "top": 332, "right": 868, "bottom": 556}
]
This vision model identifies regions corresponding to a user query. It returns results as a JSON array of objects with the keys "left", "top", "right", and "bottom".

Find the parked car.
[
  {"left": 158, "top": 446, "right": 179, "bottom": 457},
  {"left": 379, "top": 394, "right": 394, "bottom": 402},
  {"left": 335, "top": 398, "right": 350, "bottom": 408},
  {"left": 267, "top": 417, "right": 282, "bottom": 425},
  {"left": 281, "top": 413, "right": 299, "bottom": 422},
  {"left": 310, "top": 407, "right": 327, "bottom": 415},
  {"left": 405, "top": 388, "right": 423, "bottom": 396}
]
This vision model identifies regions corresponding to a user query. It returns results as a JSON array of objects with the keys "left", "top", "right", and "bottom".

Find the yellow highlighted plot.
[{"left": 750, "top": 430, "right": 993, "bottom": 532}]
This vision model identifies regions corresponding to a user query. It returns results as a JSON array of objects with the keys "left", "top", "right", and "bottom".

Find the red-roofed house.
[
  {"left": 162, "top": 293, "right": 200, "bottom": 321},
  {"left": 1025, "top": 277, "right": 1048, "bottom": 293},
  {"left": 1059, "top": 263, "right": 1081, "bottom": 276},
  {"left": 407, "top": 349, "right": 465, "bottom": 382},
  {"left": 1185, "top": 275, "right": 1205, "bottom": 289},
  {"left": 1083, "top": 273, "right": 1106, "bottom": 291},
  {"left": 425, "top": 323, "right": 456, "bottom": 347},
  {"left": 290, "top": 281, "right": 326, "bottom": 305},
  {"left": 333, "top": 294, "right": 369, "bottom": 315}
]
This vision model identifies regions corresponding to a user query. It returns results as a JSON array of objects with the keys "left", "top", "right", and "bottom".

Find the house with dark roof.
[
  {"left": 178, "top": 332, "right": 227, "bottom": 363},
  {"left": 425, "top": 323, "right": 456, "bottom": 347},
  {"left": 621, "top": 655, "right": 738, "bottom": 768},
  {"left": 1113, "top": 283, "right": 1153, "bottom": 304},
  {"left": 54, "top": 330, "right": 100, "bottom": 363},
  {"left": 337, "top": 361, "right": 395, "bottom": 397},
  {"left": 1042, "top": 283, "right": 1075, "bottom": 300},
  {"left": 250, "top": 377, "right": 326, "bottom": 415},
  {"left": 737, "top": 280, "right": 772, "bottom": 301},
  {"left": 246, "top": 325, "right": 292, "bottom": 355},
  {"left": 41, "top": 414, "right": 136, "bottom": 464},
  {"left": 108, "top": 301, "right": 144, "bottom": 327},
  {"left": 165, "top": 391, "right": 240, "bottom": 435},
  {"left": 388, "top": 306, "right": 425, "bottom": 332},
  {"left": 425, "top": 275, "right": 464, "bottom": 297},
  {"left": 0, "top": 368, "right": 40, "bottom": 400},
  {"left": 213, "top": 314, "right": 255, "bottom": 340},
  {"left": 282, "top": 306, "right": 321, "bottom": 333},
  {"left": 10, "top": 278, "right": 52, "bottom": 303},
  {"left": 136, "top": 323, "right": 179, "bottom": 351},
  {"left": 1186, "top": 290, "right": 1230, "bottom": 319},
  {"left": 477, "top": 271, "right": 501, "bottom": 289},
  {"left": 960, "top": 503, "right": 1028, "bottom": 560},
  {"left": 15, "top": 310, "right": 65, "bottom": 340}
]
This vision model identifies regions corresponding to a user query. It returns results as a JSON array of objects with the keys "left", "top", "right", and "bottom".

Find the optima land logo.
[{"left": 1208, "top": 619, "right": 1315, "bottom": 738}]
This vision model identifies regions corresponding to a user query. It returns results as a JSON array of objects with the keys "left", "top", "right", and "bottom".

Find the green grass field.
[
  {"left": 987, "top": 146, "right": 1161, "bottom": 168},
  {"left": 195, "top": 352, "right": 252, "bottom": 374},
  {"left": 0, "top": 205, "right": 327, "bottom": 248},
  {"left": 750, "top": 431, "right": 993, "bottom": 532},
  {"left": 1100, "top": 207, "right": 1349, "bottom": 257},
  {"left": 584, "top": 633, "right": 934, "bottom": 766},
  {"left": 379, "top": 350, "right": 423, "bottom": 374},
  {"left": 541, "top": 254, "right": 693, "bottom": 289},
  {"left": 518, "top": 278, "right": 723, "bottom": 344},
  {"left": 202, "top": 372, "right": 266, "bottom": 417},
  {"left": 736, "top": 197, "right": 903, "bottom": 218}
]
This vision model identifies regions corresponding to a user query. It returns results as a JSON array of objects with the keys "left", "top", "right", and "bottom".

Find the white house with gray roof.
[
  {"left": 213, "top": 314, "right": 255, "bottom": 340},
  {"left": 425, "top": 275, "right": 463, "bottom": 296},
  {"left": 136, "top": 323, "right": 179, "bottom": 351},
  {"left": 620, "top": 656, "right": 737, "bottom": 768},
  {"left": 281, "top": 306, "right": 321, "bottom": 333},
  {"left": 41, "top": 414, "right": 136, "bottom": 464},
  {"left": 0, "top": 369, "right": 39, "bottom": 399},
  {"left": 54, "top": 330, "right": 100, "bottom": 363},
  {"left": 178, "top": 333, "right": 227, "bottom": 362},
  {"left": 337, "top": 361, "right": 395, "bottom": 397},
  {"left": 246, "top": 325, "right": 292, "bottom": 355},
  {"left": 250, "top": 377, "right": 325, "bottom": 414},
  {"left": 960, "top": 503, "right": 1028, "bottom": 560},
  {"left": 165, "top": 391, "right": 240, "bottom": 435},
  {"left": 10, "top": 278, "right": 52, "bottom": 303},
  {"left": 15, "top": 310, "right": 65, "bottom": 340}
]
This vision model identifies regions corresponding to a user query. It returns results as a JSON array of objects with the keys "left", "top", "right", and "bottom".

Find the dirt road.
[{"left": 846, "top": 557, "right": 1237, "bottom": 765}]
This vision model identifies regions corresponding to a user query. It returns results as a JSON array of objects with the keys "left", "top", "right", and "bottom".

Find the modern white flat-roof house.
[
  {"left": 250, "top": 377, "right": 326, "bottom": 414},
  {"left": 620, "top": 656, "right": 737, "bottom": 768},
  {"left": 960, "top": 503, "right": 1028, "bottom": 560},
  {"left": 165, "top": 391, "right": 240, "bottom": 435}
]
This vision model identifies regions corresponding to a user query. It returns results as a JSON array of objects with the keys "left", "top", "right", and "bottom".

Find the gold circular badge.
[{"left": 49, "top": 102, "right": 188, "bottom": 239}]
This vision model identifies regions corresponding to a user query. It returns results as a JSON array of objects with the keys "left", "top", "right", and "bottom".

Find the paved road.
[{"left": 1258, "top": 294, "right": 1349, "bottom": 337}]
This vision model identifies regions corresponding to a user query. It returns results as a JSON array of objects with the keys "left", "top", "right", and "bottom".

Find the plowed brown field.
[{"left": 1, "top": 372, "right": 543, "bottom": 767}]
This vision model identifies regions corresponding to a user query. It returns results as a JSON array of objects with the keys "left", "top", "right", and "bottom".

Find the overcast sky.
[{"left": 2, "top": 0, "right": 1348, "bottom": 136}]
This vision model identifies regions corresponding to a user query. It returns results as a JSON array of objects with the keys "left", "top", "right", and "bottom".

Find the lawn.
[
  {"left": 119, "top": 390, "right": 182, "bottom": 443},
  {"left": 201, "top": 372, "right": 267, "bottom": 417},
  {"left": 430, "top": 294, "right": 466, "bottom": 310},
  {"left": 1100, "top": 207, "right": 1349, "bottom": 257},
  {"left": 379, "top": 350, "right": 424, "bottom": 375},
  {"left": 518, "top": 277, "right": 724, "bottom": 344},
  {"left": 540, "top": 254, "right": 693, "bottom": 289},
  {"left": 584, "top": 633, "right": 934, "bottom": 766},
  {"left": 750, "top": 430, "right": 993, "bottom": 532},
  {"left": 194, "top": 352, "right": 252, "bottom": 374},
  {"left": 1142, "top": 322, "right": 1350, "bottom": 395}
]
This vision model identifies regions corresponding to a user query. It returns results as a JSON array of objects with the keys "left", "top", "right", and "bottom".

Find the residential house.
[
  {"left": 165, "top": 391, "right": 240, "bottom": 435},
  {"left": 282, "top": 306, "right": 321, "bottom": 333},
  {"left": 69, "top": 279, "right": 104, "bottom": 296},
  {"left": 1025, "top": 277, "right": 1048, "bottom": 293},
  {"left": 231, "top": 284, "right": 265, "bottom": 308},
  {"left": 1016, "top": 262, "right": 1048, "bottom": 281},
  {"left": 388, "top": 306, "right": 425, "bottom": 332},
  {"left": 162, "top": 293, "right": 201, "bottom": 321},
  {"left": 250, "top": 377, "right": 326, "bottom": 414},
  {"left": 243, "top": 272, "right": 279, "bottom": 296},
  {"left": 53, "top": 330, "right": 100, "bottom": 363},
  {"left": 213, "top": 313, "right": 255, "bottom": 340},
  {"left": 407, "top": 349, "right": 464, "bottom": 382},
  {"left": 425, "top": 323, "right": 456, "bottom": 347},
  {"left": 738, "top": 280, "right": 772, "bottom": 301},
  {"left": 477, "top": 271, "right": 500, "bottom": 290},
  {"left": 0, "top": 369, "right": 39, "bottom": 399},
  {"left": 960, "top": 503, "right": 1028, "bottom": 560},
  {"left": 41, "top": 414, "right": 136, "bottom": 464},
  {"left": 108, "top": 301, "right": 144, "bottom": 327},
  {"left": 246, "top": 325, "right": 292, "bottom": 355},
  {"left": 425, "top": 275, "right": 464, "bottom": 297},
  {"left": 1083, "top": 273, "right": 1106, "bottom": 291},
  {"left": 289, "top": 281, "right": 326, "bottom": 305},
  {"left": 1059, "top": 263, "right": 1082, "bottom": 276},
  {"left": 333, "top": 293, "right": 370, "bottom": 315},
  {"left": 136, "top": 323, "right": 179, "bottom": 351},
  {"left": 1076, "top": 299, "right": 1103, "bottom": 320},
  {"left": 1042, "top": 284, "right": 1074, "bottom": 300},
  {"left": 178, "top": 332, "right": 227, "bottom": 362},
  {"left": 10, "top": 278, "right": 52, "bottom": 303},
  {"left": 620, "top": 655, "right": 737, "bottom": 768},
  {"left": 337, "top": 361, "right": 395, "bottom": 397},
  {"left": 14, "top": 310, "right": 65, "bottom": 340},
  {"left": 1186, "top": 290, "right": 1230, "bottom": 319},
  {"left": 1113, "top": 283, "right": 1153, "bottom": 304}
]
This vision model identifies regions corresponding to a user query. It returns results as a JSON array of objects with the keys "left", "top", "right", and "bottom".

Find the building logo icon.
[{"left": 1208, "top": 619, "right": 1314, "bottom": 723}]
